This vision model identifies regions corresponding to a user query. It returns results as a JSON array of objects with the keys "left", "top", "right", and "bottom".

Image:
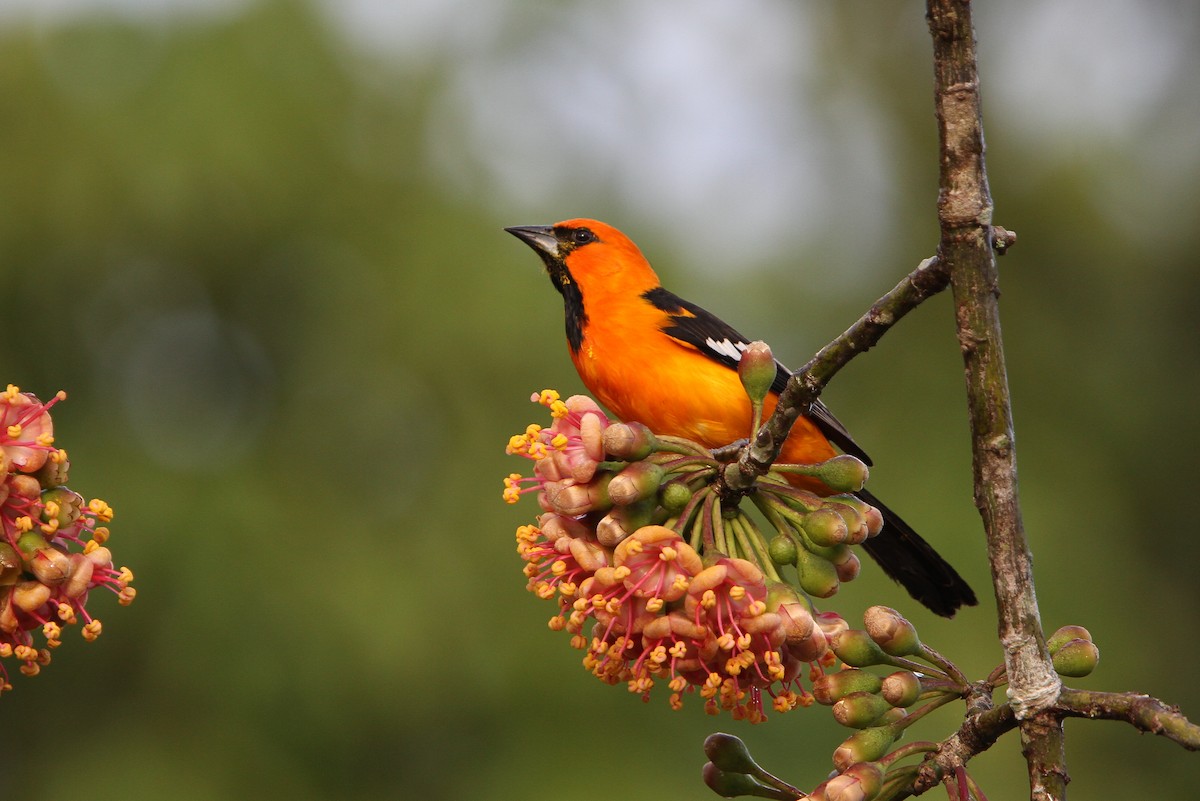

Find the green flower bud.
[
  {"left": 825, "top": 761, "right": 884, "bottom": 801},
  {"left": 595, "top": 498, "right": 656, "bottom": 547},
  {"left": 834, "top": 550, "right": 861, "bottom": 582},
  {"left": 702, "top": 763, "right": 776, "bottom": 800},
  {"left": 832, "top": 691, "right": 892, "bottom": 729},
  {"left": 601, "top": 421, "right": 658, "bottom": 461},
  {"left": 1051, "top": 638, "right": 1100, "bottom": 678},
  {"left": 16, "top": 530, "right": 50, "bottom": 562},
  {"left": 863, "top": 606, "right": 921, "bottom": 657},
  {"left": 832, "top": 726, "right": 897, "bottom": 772},
  {"left": 703, "top": 732, "right": 759, "bottom": 774},
  {"left": 767, "top": 534, "right": 798, "bottom": 567},
  {"left": 1047, "top": 625, "right": 1092, "bottom": 654},
  {"left": 737, "top": 341, "right": 776, "bottom": 407},
  {"left": 829, "top": 629, "right": 889, "bottom": 668},
  {"left": 880, "top": 670, "right": 922, "bottom": 707},
  {"left": 659, "top": 480, "right": 693, "bottom": 513},
  {"left": 813, "top": 668, "right": 883, "bottom": 705},
  {"left": 545, "top": 474, "right": 612, "bottom": 516},
  {"left": 608, "top": 461, "right": 666, "bottom": 506},
  {"left": 802, "top": 507, "right": 849, "bottom": 547},
  {"left": 796, "top": 546, "right": 840, "bottom": 598},
  {"left": 813, "top": 455, "right": 870, "bottom": 494}
]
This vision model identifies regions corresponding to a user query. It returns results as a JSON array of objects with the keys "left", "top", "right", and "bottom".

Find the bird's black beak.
[{"left": 505, "top": 225, "right": 560, "bottom": 260}]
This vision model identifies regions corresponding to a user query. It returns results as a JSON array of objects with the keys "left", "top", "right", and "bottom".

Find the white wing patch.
[{"left": 704, "top": 337, "right": 749, "bottom": 362}]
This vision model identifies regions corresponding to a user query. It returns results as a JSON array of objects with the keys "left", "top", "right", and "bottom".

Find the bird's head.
[{"left": 504, "top": 219, "right": 659, "bottom": 298}]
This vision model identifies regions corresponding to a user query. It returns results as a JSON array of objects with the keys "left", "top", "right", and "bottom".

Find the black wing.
[{"left": 642, "top": 287, "right": 872, "bottom": 464}]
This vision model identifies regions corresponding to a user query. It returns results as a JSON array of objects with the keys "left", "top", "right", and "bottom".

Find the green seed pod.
[
  {"left": 768, "top": 533, "right": 798, "bottom": 567},
  {"left": 832, "top": 726, "right": 897, "bottom": 772},
  {"left": 880, "top": 670, "right": 922, "bottom": 708},
  {"left": 813, "top": 668, "right": 883, "bottom": 705},
  {"left": 1052, "top": 638, "right": 1100, "bottom": 678},
  {"left": 796, "top": 546, "right": 840, "bottom": 598},
  {"left": 1047, "top": 625, "right": 1092, "bottom": 654},
  {"left": 829, "top": 629, "right": 890, "bottom": 668}
]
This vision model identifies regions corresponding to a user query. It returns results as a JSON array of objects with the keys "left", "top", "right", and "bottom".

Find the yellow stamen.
[{"left": 7, "top": 424, "right": 21, "bottom": 439}]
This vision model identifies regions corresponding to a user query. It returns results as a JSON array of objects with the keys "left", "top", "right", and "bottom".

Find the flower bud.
[
  {"left": 795, "top": 547, "right": 839, "bottom": 598},
  {"left": 767, "top": 534, "right": 798, "bottom": 567},
  {"left": 29, "top": 547, "right": 72, "bottom": 587},
  {"left": 544, "top": 475, "right": 612, "bottom": 516},
  {"left": 826, "top": 762, "right": 884, "bottom": 801},
  {"left": 832, "top": 691, "right": 892, "bottom": 729},
  {"left": 16, "top": 531, "right": 50, "bottom": 562},
  {"left": 0, "top": 543, "right": 21, "bottom": 587},
  {"left": 702, "top": 763, "right": 772, "bottom": 800},
  {"left": 659, "top": 480, "right": 693, "bottom": 513},
  {"left": 813, "top": 668, "right": 883, "bottom": 705},
  {"left": 703, "top": 732, "right": 760, "bottom": 774},
  {"left": 863, "top": 606, "right": 921, "bottom": 657},
  {"left": 833, "top": 550, "right": 860, "bottom": 582},
  {"left": 595, "top": 499, "right": 655, "bottom": 547},
  {"left": 832, "top": 726, "right": 896, "bottom": 772},
  {"left": 33, "top": 454, "right": 70, "bottom": 489},
  {"left": 802, "top": 507, "right": 848, "bottom": 547},
  {"left": 829, "top": 629, "right": 889, "bottom": 667},
  {"left": 608, "top": 461, "right": 665, "bottom": 506},
  {"left": 601, "top": 421, "right": 658, "bottom": 461},
  {"left": 812, "top": 455, "right": 870, "bottom": 494},
  {"left": 880, "top": 670, "right": 922, "bottom": 707},
  {"left": 1051, "top": 638, "right": 1099, "bottom": 678},
  {"left": 829, "top": 495, "right": 883, "bottom": 541},
  {"left": 737, "top": 341, "right": 776, "bottom": 408},
  {"left": 1047, "top": 625, "right": 1092, "bottom": 654}
]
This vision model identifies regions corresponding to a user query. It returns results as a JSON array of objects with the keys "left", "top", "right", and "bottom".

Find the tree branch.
[
  {"left": 926, "top": 0, "right": 1065, "bottom": 796},
  {"left": 722, "top": 256, "right": 951, "bottom": 493},
  {"left": 1058, "top": 689, "right": 1200, "bottom": 751}
]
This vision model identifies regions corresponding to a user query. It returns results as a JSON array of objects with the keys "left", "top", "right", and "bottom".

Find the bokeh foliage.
[{"left": 0, "top": 1, "right": 1196, "bottom": 799}]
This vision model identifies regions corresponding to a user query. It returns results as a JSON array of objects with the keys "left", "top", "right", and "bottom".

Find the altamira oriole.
[{"left": 506, "top": 218, "right": 976, "bottom": 617}]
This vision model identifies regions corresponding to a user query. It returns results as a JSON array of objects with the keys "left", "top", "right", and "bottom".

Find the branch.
[
  {"left": 926, "top": 0, "right": 1060, "bottom": 720},
  {"left": 1058, "top": 689, "right": 1200, "bottom": 751},
  {"left": 722, "top": 256, "right": 951, "bottom": 493}
]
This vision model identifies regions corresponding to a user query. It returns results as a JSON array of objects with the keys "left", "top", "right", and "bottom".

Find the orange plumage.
[{"left": 507, "top": 218, "right": 975, "bottom": 616}]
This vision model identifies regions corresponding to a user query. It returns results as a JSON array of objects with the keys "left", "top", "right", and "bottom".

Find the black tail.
[{"left": 855, "top": 488, "right": 977, "bottom": 617}]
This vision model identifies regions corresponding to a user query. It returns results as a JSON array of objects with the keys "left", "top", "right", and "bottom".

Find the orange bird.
[{"left": 506, "top": 218, "right": 976, "bottom": 617}]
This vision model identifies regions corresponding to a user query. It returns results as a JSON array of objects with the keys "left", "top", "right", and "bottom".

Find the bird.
[{"left": 506, "top": 218, "right": 976, "bottom": 617}]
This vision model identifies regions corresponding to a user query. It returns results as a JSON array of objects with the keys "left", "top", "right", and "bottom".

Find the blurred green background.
[{"left": 1, "top": 1, "right": 1197, "bottom": 798}]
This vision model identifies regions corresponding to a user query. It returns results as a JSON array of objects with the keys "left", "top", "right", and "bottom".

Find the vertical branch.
[{"left": 925, "top": 1, "right": 1066, "bottom": 798}]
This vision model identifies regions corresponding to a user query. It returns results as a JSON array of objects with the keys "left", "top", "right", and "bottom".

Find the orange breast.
[{"left": 570, "top": 324, "right": 836, "bottom": 470}]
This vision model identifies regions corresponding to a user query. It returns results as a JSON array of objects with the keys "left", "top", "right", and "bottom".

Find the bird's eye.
[{"left": 571, "top": 228, "right": 596, "bottom": 245}]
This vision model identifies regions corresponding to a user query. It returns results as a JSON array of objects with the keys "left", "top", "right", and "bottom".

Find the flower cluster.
[
  {"left": 503, "top": 389, "right": 886, "bottom": 722},
  {"left": 0, "top": 385, "right": 134, "bottom": 693}
]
